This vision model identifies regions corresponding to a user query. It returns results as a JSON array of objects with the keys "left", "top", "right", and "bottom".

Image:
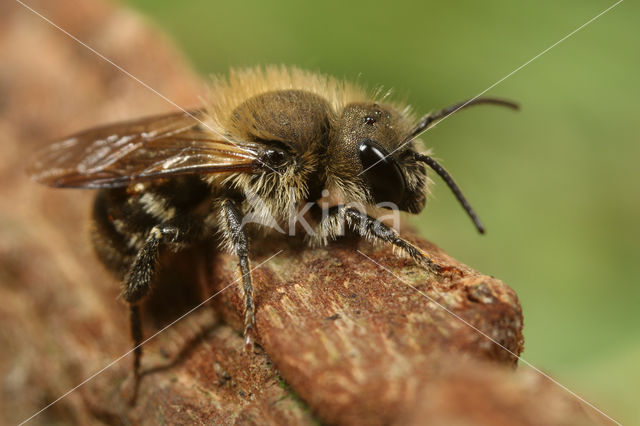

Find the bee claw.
[
  {"left": 244, "top": 327, "right": 255, "bottom": 352},
  {"left": 421, "top": 259, "right": 464, "bottom": 279},
  {"left": 428, "top": 262, "right": 443, "bottom": 274},
  {"left": 124, "top": 372, "right": 140, "bottom": 406},
  {"left": 438, "top": 264, "right": 465, "bottom": 280}
]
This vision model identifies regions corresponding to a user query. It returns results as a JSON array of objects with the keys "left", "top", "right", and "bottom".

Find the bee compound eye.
[{"left": 358, "top": 139, "right": 406, "bottom": 206}]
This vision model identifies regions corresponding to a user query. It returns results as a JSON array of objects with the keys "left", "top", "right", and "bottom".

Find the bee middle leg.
[{"left": 220, "top": 199, "right": 255, "bottom": 350}]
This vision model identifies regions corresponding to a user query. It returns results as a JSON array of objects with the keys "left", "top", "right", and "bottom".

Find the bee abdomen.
[
  {"left": 91, "top": 188, "right": 143, "bottom": 279},
  {"left": 90, "top": 177, "right": 213, "bottom": 278}
]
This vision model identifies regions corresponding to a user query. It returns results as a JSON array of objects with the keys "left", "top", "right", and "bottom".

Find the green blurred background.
[{"left": 125, "top": 0, "right": 638, "bottom": 422}]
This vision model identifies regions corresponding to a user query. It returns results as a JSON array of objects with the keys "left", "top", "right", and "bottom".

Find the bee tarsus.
[{"left": 128, "top": 304, "right": 142, "bottom": 405}]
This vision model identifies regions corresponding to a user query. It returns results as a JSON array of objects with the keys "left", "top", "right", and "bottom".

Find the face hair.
[
  {"left": 406, "top": 97, "right": 519, "bottom": 143},
  {"left": 414, "top": 153, "right": 485, "bottom": 234}
]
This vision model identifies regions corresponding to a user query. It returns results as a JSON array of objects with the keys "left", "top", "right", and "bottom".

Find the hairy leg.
[
  {"left": 326, "top": 206, "right": 441, "bottom": 273},
  {"left": 220, "top": 199, "right": 255, "bottom": 350},
  {"left": 121, "top": 225, "right": 180, "bottom": 400}
]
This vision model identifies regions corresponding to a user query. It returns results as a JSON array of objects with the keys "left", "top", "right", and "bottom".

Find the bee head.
[
  {"left": 330, "top": 102, "right": 427, "bottom": 214},
  {"left": 331, "top": 97, "right": 518, "bottom": 233}
]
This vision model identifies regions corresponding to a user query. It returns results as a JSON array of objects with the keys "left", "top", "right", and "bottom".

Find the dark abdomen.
[{"left": 90, "top": 176, "right": 211, "bottom": 279}]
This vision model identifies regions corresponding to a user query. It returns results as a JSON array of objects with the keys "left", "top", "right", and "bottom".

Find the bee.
[{"left": 29, "top": 66, "right": 517, "bottom": 393}]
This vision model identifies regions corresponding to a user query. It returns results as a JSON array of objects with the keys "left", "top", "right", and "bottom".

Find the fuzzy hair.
[
  {"left": 199, "top": 66, "right": 432, "bottom": 247},
  {"left": 204, "top": 66, "right": 366, "bottom": 132}
]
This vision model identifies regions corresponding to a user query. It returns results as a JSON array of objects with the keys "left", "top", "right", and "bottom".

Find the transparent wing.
[{"left": 29, "top": 110, "right": 261, "bottom": 188}]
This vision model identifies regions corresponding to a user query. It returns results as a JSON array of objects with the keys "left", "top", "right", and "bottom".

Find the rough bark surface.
[{"left": 0, "top": 1, "right": 604, "bottom": 425}]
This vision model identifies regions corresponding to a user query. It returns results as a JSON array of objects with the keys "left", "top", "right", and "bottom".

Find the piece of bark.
[
  {"left": 208, "top": 236, "right": 524, "bottom": 425},
  {"left": 0, "top": 1, "right": 607, "bottom": 425}
]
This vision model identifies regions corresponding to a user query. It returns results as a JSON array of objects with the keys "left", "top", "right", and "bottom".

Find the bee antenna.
[
  {"left": 406, "top": 97, "right": 519, "bottom": 142},
  {"left": 415, "top": 153, "right": 485, "bottom": 234}
]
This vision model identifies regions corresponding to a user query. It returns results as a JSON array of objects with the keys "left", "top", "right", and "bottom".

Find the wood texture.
[{"left": 0, "top": 1, "right": 603, "bottom": 424}]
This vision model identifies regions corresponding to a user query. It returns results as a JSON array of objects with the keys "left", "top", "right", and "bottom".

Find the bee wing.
[{"left": 29, "top": 110, "right": 261, "bottom": 188}]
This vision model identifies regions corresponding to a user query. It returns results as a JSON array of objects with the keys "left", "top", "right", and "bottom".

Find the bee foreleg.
[
  {"left": 341, "top": 207, "right": 441, "bottom": 274},
  {"left": 221, "top": 200, "right": 255, "bottom": 351}
]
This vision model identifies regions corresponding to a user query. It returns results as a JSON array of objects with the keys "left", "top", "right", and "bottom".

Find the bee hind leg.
[
  {"left": 221, "top": 199, "right": 255, "bottom": 351},
  {"left": 128, "top": 304, "right": 143, "bottom": 403},
  {"left": 122, "top": 225, "right": 180, "bottom": 402}
]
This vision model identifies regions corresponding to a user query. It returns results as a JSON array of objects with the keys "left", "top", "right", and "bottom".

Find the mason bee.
[{"left": 29, "top": 66, "right": 517, "bottom": 393}]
